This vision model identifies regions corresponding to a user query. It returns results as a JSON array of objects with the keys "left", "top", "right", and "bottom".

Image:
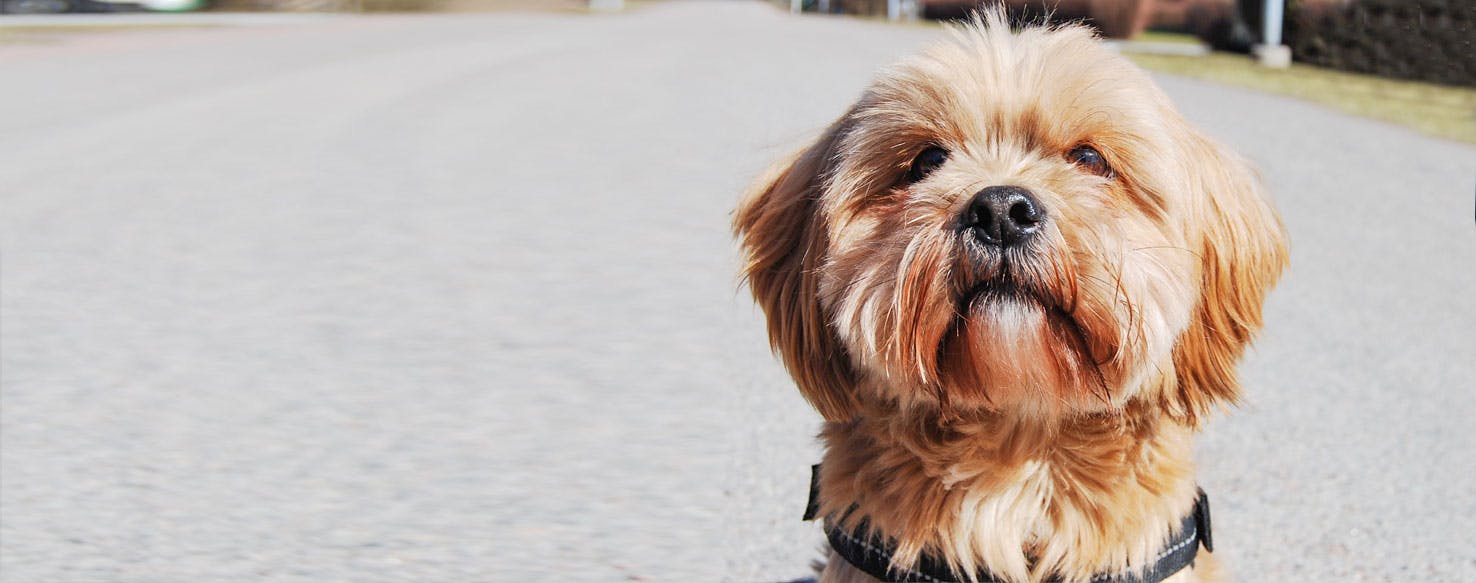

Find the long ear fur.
[
  {"left": 734, "top": 119, "right": 858, "bottom": 422},
  {"left": 1168, "top": 131, "right": 1289, "bottom": 425}
]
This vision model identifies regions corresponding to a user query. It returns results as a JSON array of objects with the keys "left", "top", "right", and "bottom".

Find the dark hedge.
[{"left": 1287, "top": 0, "right": 1476, "bottom": 87}]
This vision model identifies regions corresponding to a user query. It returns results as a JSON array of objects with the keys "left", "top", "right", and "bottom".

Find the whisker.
[{"left": 1132, "top": 245, "right": 1202, "bottom": 260}]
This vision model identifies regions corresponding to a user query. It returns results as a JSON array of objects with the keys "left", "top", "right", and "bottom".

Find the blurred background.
[
  {"left": 1, "top": 1, "right": 1473, "bottom": 582},
  {"left": 4, "top": 0, "right": 1474, "bottom": 89}
]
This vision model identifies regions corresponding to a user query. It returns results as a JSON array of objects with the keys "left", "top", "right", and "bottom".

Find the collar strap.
[{"left": 804, "top": 465, "right": 1214, "bottom": 583}]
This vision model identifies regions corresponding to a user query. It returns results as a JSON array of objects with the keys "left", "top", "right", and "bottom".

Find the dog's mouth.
[
  {"left": 956, "top": 266, "right": 1107, "bottom": 367},
  {"left": 970, "top": 277, "right": 1074, "bottom": 332},
  {"left": 936, "top": 270, "right": 1113, "bottom": 410},
  {"left": 962, "top": 275, "right": 1048, "bottom": 311},
  {"left": 958, "top": 253, "right": 1068, "bottom": 314},
  {"left": 954, "top": 245, "right": 1060, "bottom": 309},
  {"left": 973, "top": 273, "right": 1094, "bottom": 335}
]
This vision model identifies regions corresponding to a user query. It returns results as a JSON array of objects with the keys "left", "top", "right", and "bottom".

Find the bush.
[{"left": 1287, "top": 0, "right": 1476, "bottom": 87}]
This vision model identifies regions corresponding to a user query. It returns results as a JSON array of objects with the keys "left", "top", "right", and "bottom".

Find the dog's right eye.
[{"left": 906, "top": 146, "right": 949, "bottom": 183}]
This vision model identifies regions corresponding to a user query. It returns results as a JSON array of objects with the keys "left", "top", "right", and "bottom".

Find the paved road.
[{"left": 2, "top": 3, "right": 1473, "bottom": 581}]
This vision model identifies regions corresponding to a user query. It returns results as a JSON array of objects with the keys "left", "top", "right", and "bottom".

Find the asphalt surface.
[{"left": 2, "top": 3, "right": 1474, "bottom": 582}]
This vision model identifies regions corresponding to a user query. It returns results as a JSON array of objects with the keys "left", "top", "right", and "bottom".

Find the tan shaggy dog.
[{"left": 733, "top": 14, "right": 1287, "bottom": 583}]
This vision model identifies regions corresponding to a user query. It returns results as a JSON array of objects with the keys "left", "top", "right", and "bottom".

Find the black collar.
[{"left": 803, "top": 465, "right": 1214, "bottom": 583}]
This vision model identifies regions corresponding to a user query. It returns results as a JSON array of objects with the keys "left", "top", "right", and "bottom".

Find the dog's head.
[{"left": 735, "top": 17, "right": 1286, "bottom": 423}]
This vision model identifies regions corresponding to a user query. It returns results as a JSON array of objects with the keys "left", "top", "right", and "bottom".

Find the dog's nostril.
[
  {"left": 1009, "top": 199, "right": 1041, "bottom": 226},
  {"left": 971, "top": 204, "right": 995, "bottom": 229},
  {"left": 966, "top": 186, "right": 1045, "bottom": 247}
]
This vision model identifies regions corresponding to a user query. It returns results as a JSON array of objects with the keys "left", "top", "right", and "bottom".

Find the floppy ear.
[
  {"left": 1168, "top": 131, "right": 1289, "bottom": 425},
  {"left": 734, "top": 119, "right": 859, "bottom": 422}
]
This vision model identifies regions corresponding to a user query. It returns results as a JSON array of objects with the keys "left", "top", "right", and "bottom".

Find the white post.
[
  {"left": 1263, "top": 0, "right": 1284, "bottom": 46},
  {"left": 589, "top": 0, "right": 622, "bottom": 11},
  {"left": 1253, "top": 0, "right": 1291, "bottom": 67},
  {"left": 791, "top": 0, "right": 802, "bottom": 14},
  {"left": 887, "top": 0, "right": 899, "bottom": 21}
]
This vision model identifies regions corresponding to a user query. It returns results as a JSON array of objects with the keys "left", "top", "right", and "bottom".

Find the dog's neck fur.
[{"left": 816, "top": 392, "right": 1203, "bottom": 583}]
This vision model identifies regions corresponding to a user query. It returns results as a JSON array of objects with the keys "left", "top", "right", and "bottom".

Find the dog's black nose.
[{"left": 964, "top": 186, "right": 1044, "bottom": 247}]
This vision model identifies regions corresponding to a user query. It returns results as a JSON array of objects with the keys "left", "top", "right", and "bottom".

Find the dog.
[{"left": 734, "top": 13, "right": 1287, "bottom": 583}]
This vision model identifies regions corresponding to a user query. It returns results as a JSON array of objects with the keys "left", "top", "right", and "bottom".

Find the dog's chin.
[{"left": 935, "top": 289, "right": 1109, "bottom": 417}]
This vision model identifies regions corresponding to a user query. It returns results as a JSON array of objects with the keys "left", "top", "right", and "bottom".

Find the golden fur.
[{"left": 734, "top": 14, "right": 1285, "bottom": 583}]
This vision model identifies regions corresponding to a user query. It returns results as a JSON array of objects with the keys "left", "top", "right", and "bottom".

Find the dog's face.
[{"left": 736, "top": 18, "right": 1286, "bottom": 423}]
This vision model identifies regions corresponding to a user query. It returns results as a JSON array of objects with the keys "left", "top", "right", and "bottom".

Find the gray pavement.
[
  {"left": 0, "top": 12, "right": 341, "bottom": 27},
  {"left": 1, "top": 3, "right": 1473, "bottom": 581}
]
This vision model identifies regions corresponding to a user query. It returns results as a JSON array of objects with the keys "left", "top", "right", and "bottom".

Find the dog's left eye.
[
  {"left": 906, "top": 146, "right": 949, "bottom": 183},
  {"left": 1068, "top": 145, "right": 1113, "bottom": 177}
]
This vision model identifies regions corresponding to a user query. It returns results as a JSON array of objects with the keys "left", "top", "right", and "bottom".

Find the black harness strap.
[{"left": 804, "top": 465, "right": 1214, "bottom": 583}]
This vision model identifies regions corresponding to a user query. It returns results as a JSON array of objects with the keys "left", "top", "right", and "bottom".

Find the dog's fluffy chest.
[{"left": 817, "top": 410, "right": 1201, "bottom": 583}]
